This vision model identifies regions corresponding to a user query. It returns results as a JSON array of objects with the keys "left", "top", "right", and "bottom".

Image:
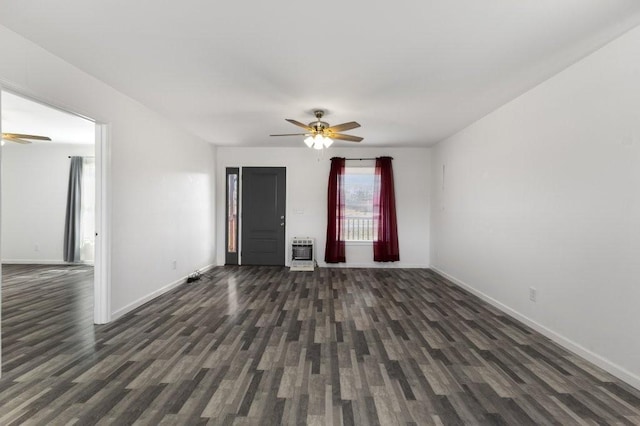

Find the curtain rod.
[
  {"left": 338, "top": 157, "right": 394, "bottom": 161},
  {"left": 68, "top": 156, "right": 95, "bottom": 158}
]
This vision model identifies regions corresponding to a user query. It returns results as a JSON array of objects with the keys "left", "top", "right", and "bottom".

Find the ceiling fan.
[
  {"left": 270, "top": 110, "right": 363, "bottom": 149},
  {"left": 1, "top": 132, "right": 52, "bottom": 145}
]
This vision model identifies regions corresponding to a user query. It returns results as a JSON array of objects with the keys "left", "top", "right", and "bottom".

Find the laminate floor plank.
[{"left": 1, "top": 264, "right": 639, "bottom": 424}]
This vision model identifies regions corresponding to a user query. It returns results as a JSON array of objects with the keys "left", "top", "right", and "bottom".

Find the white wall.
[
  {"left": 0, "top": 25, "right": 217, "bottom": 319},
  {"left": 1, "top": 143, "right": 94, "bottom": 263},
  {"left": 431, "top": 25, "right": 640, "bottom": 388},
  {"left": 216, "top": 147, "right": 430, "bottom": 268}
]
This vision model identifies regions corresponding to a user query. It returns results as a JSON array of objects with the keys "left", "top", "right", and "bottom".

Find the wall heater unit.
[{"left": 290, "top": 237, "right": 315, "bottom": 271}]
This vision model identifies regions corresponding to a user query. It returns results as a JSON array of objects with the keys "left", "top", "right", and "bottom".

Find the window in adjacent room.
[
  {"left": 343, "top": 166, "right": 375, "bottom": 241},
  {"left": 79, "top": 157, "right": 96, "bottom": 262}
]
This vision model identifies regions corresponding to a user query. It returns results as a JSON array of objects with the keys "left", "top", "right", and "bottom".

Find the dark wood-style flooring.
[{"left": 1, "top": 264, "right": 639, "bottom": 425}]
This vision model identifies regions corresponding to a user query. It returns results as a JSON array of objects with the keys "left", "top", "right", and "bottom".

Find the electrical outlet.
[
  {"left": 529, "top": 287, "right": 537, "bottom": 302},
  {"left": 172, "top": 260, "right": 177, "bottom": 270}
]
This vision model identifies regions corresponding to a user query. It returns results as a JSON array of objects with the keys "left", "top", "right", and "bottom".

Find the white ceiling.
[
  {"left": 1, "top": 1, "right": 639, "bottom": 148},
  {"left": 2, "top": 91, "right": 95, "bottom": 145}
]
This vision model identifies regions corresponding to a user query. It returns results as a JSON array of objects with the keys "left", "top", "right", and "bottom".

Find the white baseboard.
[
  {"left": 317, "top": 263, "right": 429, "bottom": 269},
  {"left": 111, "top": 263, "right": 216, "bottom": 321},
  {"left": 430, "top": 266, "right": 640, "bottom": 391},
  {"left": 2, "top": 259, "right": 73, "bottom": 265}
]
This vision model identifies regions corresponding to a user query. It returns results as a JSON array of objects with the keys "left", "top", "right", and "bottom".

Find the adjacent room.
[
  {"left": 1, "top": 91, "right": 97, "bottom": 374},
  {"left": 0, "top": 1, "right": 639, "bottom": 424}
]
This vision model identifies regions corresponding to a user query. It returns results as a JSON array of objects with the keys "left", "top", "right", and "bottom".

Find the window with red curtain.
[
  {"left": 373, "top": 157, "right": 399, "bottom": 262},
  {"left": 325, "top": 157, "right": 346, "bottom": 263}
]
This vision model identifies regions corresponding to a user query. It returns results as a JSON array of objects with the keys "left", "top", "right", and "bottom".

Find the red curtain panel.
[
  {"left": 325, "top": 157, "right": 346, "bottom": 263},
  {"left": 373, "top": 157, "right": 400, "bottom": 262}
]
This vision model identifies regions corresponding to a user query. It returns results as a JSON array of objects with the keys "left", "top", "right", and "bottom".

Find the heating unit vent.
[{"left": 290, "top": 237, "right": 315, "bottom": 271}]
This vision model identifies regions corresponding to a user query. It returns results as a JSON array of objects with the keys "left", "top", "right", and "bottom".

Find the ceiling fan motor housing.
[
  {"left": 311, "top": 122, "right": 329, "bottom": 133},
  {"left": 311, "top": 110, "right": 329, "bottom": 134}
]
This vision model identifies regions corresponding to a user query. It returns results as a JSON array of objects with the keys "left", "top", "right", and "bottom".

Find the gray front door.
[{"left": 241, "top": 167, "right": 286, "bottom": 265}]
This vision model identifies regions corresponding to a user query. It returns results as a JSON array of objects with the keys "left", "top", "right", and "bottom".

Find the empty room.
[{"left": 1, "top": 1, "right": 640, "bottom": 424}]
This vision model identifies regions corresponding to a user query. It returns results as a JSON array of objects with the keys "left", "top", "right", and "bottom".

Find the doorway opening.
[
  {"left": 1, "top": 91, "right": 97, "bottom": 262},
  {"left": 0, "top": 89, "right": 109, "bottom": 373}
]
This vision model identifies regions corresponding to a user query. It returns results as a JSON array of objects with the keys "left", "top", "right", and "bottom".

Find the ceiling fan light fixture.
[
  {"left": 304, "top": 136, "right": 314, "bottom": 147},
  {"left": 313, "top": 134, "right": 325, "bottom": 150},
  {"left": 323, "top": 137, "right": 333, "bottom": 148}
]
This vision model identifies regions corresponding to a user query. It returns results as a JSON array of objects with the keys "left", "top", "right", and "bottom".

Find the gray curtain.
[{"left": 63, "top": 157, "right": 83, "bottom": 262}]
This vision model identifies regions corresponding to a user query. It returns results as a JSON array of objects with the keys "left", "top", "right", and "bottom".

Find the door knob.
[{"left": 280, "top": 222, "right": 285, "bottom": 226}]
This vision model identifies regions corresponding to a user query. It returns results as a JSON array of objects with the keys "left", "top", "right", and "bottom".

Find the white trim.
[
  {"left": 93, "top": 123, "right": 111, "bottom": 324},
  {"left": 430, "top": 266, "right": 640, "bottom": 391},
  {"left": 110, "top": 264, "right": 216, "bottom": 321},
  {"left": 1, "top": 259, "right": 87, "bottom": 265},
  {"left": 0, "top": 83, "right": 98, "bottom": 124},
  {"left": 318, "top": 263, "right": 429, "bottom": 269}
]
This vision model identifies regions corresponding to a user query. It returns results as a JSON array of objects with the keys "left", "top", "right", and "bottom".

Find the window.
[
  {"left": 79, "top": 157, "right": 95, "bottom": 262},
  {"left": 225, "top": 167, "right": 239, "bottom": 265},
  {"left": 344, "top": 166, "right": 375, "bottom": 241}
]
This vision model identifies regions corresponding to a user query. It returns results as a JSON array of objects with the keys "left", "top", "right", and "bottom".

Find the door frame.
[
  {"left": 93, "top": 123, "right": 111, "bottom": 324},
  {"left": 0, "top": 84, "right": 111, "bottom": 328}
]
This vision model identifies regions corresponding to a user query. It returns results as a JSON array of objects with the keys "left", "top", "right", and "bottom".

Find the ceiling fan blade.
[
  {"left": 326, "top": 121, "right": 360, "bottom": 133},
  {"left": 269, "top": 133, "right": 309, "bottom": 137},
  {"left": 330, "top": 133, "right": 363, "bottom": 143},
  {"left": 285, "top": 119, "right": 312, "bottom": 131},
  {"left": 2, "top": 133, "right": 51, "bottom": 141},
  {"left": 2, "top": 137, "right": 32, "bottom": 144}
]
